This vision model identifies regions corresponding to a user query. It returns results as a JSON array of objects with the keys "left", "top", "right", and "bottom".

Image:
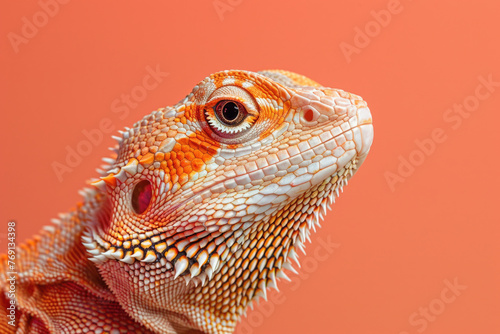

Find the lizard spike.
[
  {"left": 50, "top": 218, "right": 61, "bottom": 225},
  {"left": 174, "top": 256, "right": 189, "bottom": 279},
  {"left": 268, "top": 270, "right": 279, "bottom": 292},
  {"left": 198, "top": 272, "right": 207, "bottom": 287},
  {"left": 106, "top": 167, "right": 120, "bottom": 174},
  {"left": 111, "top": 135, "right": 122, "bottom": 143},
  {"left": 309, "top": 218, "right": 317, "bottom": 233},
  {"left": 93, "top": 254, "right": 108, "bottom": 263},
  {"left": 130, "top": 249, "right": 144, "bottom": 260},
  {"left": 82, "top": 242, "right": 97, "bottom": 255},
  {"left": 256, "top": 284, "right": 267, "bottom": 301},
  {"left": 122, "top": 159, "right": 139, "bottom": 176},
  {"left": 182, "top": 275, "right": 191, "bottom": 286},
  {"left": 314, "top": 210, "right": 320, "bottom": 222},
  {"left": 190, "top": 263, "right": 201, "bottom": 278},
  {"left": 100, "top": 174, "right": 117, "bottom": 187},
  {"left": 328, "top": 194, "right": 335, "bottom": 205},
  {"left": 191, "top": 277, "right": 200, "bottom": 288},
  {"left": 321, "top": 203, "right": 327, "bottom": 216},
  {"left": 297, "top": 241, "right": 307, "bottom": 255},
  {"left": 283, "top": 261, "right": 299, "bottom": 275},
  {"left": 102, "top": 249, "right": 116, "bottom": 259},
  {"left": 110, "top": 249, "right": 124, "bottom": 260},
  {"left": 141, "top": 251, "right": 157, "bottom": 263},
  {"left": 102, "top": 157, "right": 115, "bottom": 165},
  {"left": 99, "top": 164, "right": 111, "bottom": 172},
  {"left": 209, "top": 254, "right": 220, "bottom": 272},
  {"left": 276, "top": 269, "right": 292, "bottom": 282},
  {"left": 121, "top": 129, "right": 130, "bottom": 139},
  {"left": 206, "top": 266, "right": 214, "bottom": 281},
  {"left": 307, "top": 216, "right": 315, "bottom": 228},
  {"left": 108, "top": 146, "right": 119, "bottom": 153},
  {"left": 299, "top": 226, "right": 307, "bottom": 243},
  {"left": 288, "top": 248, "right": 300, "bottom": 266},
  {"left": 114, "top": 168, "right": 129, "bottom": 182},
  {"left": 81, "top": 235, "right": 92, "bottom": 244},
  {"left": 120, "top": 255, "right": 135, "bottom": 264},
  {"left": 95, "top": 168, "right": 107, "bottom": 176},
  {"left": 196, "top": 249, "right": 209, "bottom": 267},
  {"left": 91, "top": 179, "right": 107, "bottom": 192}
]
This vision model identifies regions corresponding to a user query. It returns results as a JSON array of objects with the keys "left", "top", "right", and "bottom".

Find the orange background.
[{"left": 1, "top": 1, "right": 499, "bottom": 333}]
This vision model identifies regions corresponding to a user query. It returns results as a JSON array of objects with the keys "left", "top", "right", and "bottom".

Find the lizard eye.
[
  {"left": 131, "top": 180, "right": 152, "bottom": 214},
  {"left": 205, "top": 100, "right": 256, "bottom": 136},
  {"left": 215, "top": 101, "right": 246, "bottom": 126}
]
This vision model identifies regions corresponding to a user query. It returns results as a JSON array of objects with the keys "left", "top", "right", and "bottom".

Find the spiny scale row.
[{"left": 82, "top": 228, "right": 234, "bottom": 285}]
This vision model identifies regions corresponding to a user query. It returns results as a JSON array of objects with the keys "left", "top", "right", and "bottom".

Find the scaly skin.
[{"left": 0, "top": 70, "right": 373, "bottom": 333}]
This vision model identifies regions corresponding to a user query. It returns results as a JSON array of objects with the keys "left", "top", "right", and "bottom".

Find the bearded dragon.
[{"left": 0, "top": 70, "right": 373, "bottom": 333}]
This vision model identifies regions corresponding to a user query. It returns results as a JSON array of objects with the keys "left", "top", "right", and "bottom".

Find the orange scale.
[
  {"left": 192, "top": 158, "right": 204, "bottom": 172},
  {"left": 202, "top": 153, "right": 213, "bottom": 162},
  {"left": 179, "top": 174, "right": 189, "bottom": 184},
  {"left": 194, "top": 150, "right": 203, "bottom": 158},
  {"left": 185, "top": 151, "right": 195, "bottom": 161}
]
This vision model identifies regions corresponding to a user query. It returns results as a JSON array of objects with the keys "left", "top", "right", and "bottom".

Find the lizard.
[{"left": 0, "top": 69, "right": 373, "bottom": 334}]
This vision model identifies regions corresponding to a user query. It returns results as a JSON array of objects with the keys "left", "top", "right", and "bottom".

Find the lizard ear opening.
[{"left": 131, "top": 180, "right": 152, "bottom": 214}]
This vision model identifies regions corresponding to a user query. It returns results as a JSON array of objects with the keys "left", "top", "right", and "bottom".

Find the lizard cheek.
[{"left": 131, "top": 180, "right": 152, "bottom": 214}]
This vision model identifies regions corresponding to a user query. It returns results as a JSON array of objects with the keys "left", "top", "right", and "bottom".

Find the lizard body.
[{"left": 0, "top": 70, "right": 373, "bottom": 333}]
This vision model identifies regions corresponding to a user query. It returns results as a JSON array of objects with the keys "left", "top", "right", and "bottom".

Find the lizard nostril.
[{"left": 131, "top": 180, "right": 152, "bottom": 214}]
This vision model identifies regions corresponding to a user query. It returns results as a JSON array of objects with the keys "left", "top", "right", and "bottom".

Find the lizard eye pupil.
[
  {"left": 131, "top": 180, "right": 152, "bottom": 214},
  {"left": 222, "top": 102, "right": 239, "bottom": 121},
  {"left": 215, "top": 101, "right": 246, "bottom": 126}
]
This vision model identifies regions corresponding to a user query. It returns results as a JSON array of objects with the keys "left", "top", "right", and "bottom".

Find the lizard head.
[{"left": 82, "top": 70, "right": 373, "bottom": 333}]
